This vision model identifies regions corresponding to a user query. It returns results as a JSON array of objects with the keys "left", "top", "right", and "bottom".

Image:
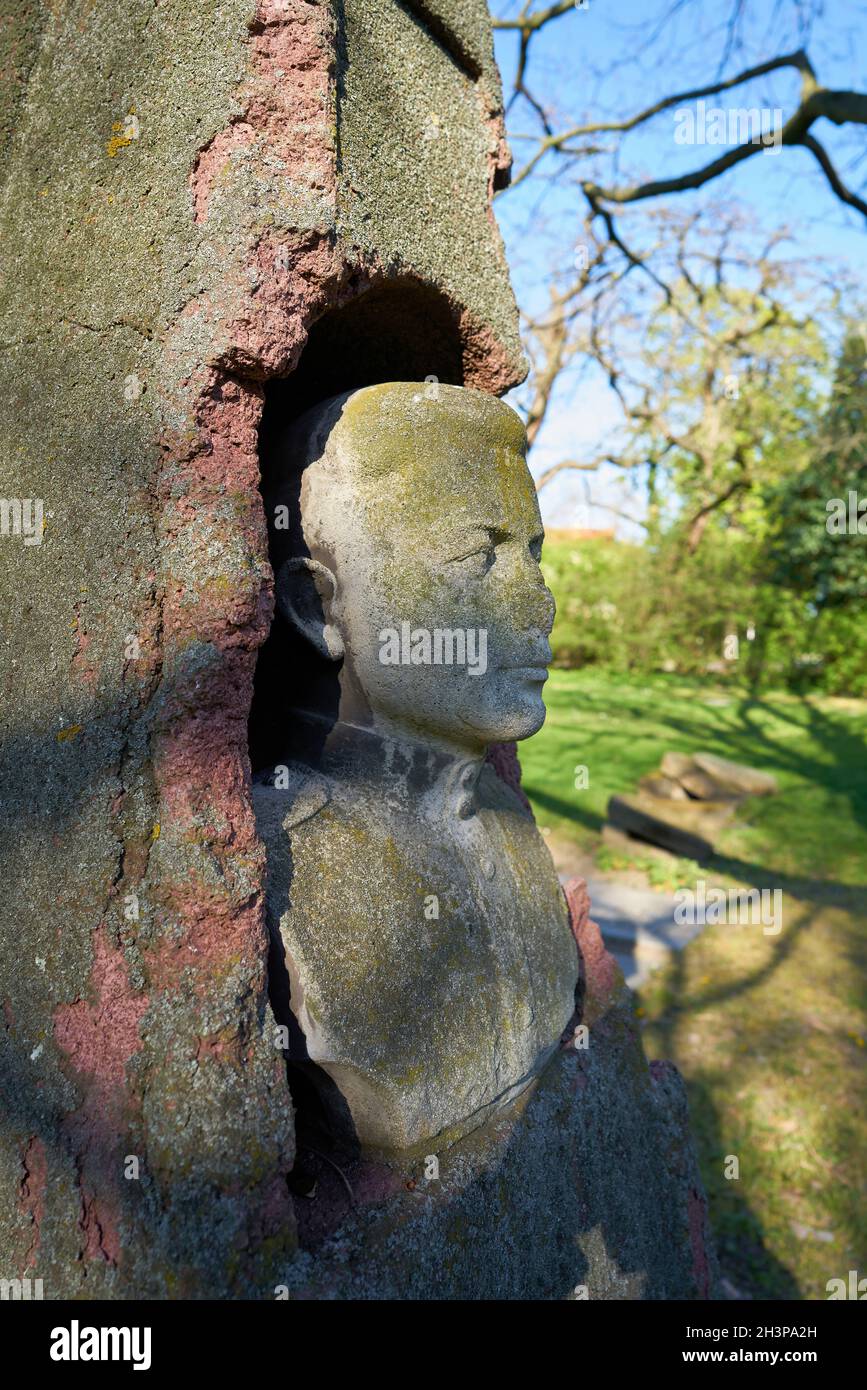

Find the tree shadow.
[{"left": 532, "top": 675, "right": 867, "bottom": 1297}]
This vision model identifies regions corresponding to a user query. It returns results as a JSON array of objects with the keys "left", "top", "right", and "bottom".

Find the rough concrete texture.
[
  {"left": 276, "top": 880, "right": 719, "bottom": 1300},
  {"left": 0, "top": 0, "right": 714, "bottom": 1301},
  {"left": 0, "top": 0, "right": 523, "bottom": 1298},
  {"left": 337, "top": 0, "right": 522, "bottom": 388}
]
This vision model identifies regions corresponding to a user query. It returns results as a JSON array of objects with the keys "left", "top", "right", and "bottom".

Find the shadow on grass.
[
  {"left": 522, "top": 783, "right": 606, "bottom": 833},
  {"left": 645, "top": 909, "right": 814, "bottom": 1299},
  {"left": 678, "top": 1070, "right": 803, "bottom": 1299},
  {"left": 642, "top": 896, "right": 867, "bottom": 1299},
  {"left": 527, "top": 673, "right": 867, "bottom": 1297},
  {"left": 544, "top": 677, "right": 867, "bottom": 856}
]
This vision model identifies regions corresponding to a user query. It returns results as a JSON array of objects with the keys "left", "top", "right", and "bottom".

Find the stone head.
[{"left": 265, "top": 381, "right": 555, "bottom": 753}]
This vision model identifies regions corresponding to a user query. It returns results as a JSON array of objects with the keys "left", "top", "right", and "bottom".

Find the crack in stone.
[{"left": 398, "top": 0, "right": 483, "bottom": 82}]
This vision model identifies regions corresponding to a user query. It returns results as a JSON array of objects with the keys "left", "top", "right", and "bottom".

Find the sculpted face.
[{"left": 269, "top": 382, "right": 555, "bottom": 753}]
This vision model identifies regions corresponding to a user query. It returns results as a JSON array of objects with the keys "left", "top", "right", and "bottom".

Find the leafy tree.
[{"left": 766, "top": 332, "right": 867, "bottom": 611}]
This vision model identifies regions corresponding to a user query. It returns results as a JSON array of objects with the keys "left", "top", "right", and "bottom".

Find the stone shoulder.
[{"left": 477, "top": 761, "right": 535, "bottom": 820}]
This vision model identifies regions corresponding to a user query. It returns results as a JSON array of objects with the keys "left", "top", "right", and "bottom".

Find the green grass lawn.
[{"left": 520, "top": 669, "right": 867, "bottom": 1299}]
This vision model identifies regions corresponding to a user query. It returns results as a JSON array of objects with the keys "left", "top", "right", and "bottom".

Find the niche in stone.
[
  {"left": 251, "top": 292, "right": 578, "bottom": 1164},
  {"left": 251, "top": 278, "right": 466, "bottom": 771}
]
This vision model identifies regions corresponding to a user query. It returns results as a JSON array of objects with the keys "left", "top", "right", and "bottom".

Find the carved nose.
[{"left": 513, "top": 576, "right": 555, "bottom": 634}]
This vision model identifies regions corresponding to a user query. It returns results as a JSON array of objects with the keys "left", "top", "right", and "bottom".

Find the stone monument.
[
  {"left": 253, "top": 382, "right": 578, "bottom": 1156},
  {"left": 0, "top": 0, "right": 716, "bottom": 1299}
]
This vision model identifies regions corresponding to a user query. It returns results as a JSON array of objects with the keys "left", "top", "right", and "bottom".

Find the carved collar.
[{"left": 267, "top": 711, "right": 487, "bottom": 822}]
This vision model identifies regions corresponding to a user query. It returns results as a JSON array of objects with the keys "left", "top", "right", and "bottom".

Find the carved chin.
[
  {"left": 471, "top": 689, "right": 548, "bottom": 745},
  {"left": 502, "top": 704, "right": 548, "bottom": 743}
]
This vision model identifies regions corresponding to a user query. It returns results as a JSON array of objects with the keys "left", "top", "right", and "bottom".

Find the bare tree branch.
[
  {"left": 583, "top": 82, "right": 867, "bottom": 215},
  {"left": 504, "top": 51, "right": 822, "bottom": 192},
  {"left": 799, "top": 132, "right": 867, "bottom": 218},
  {"left": 685, "top": 477, "right": 750, "bottom": 554},
  {"left": 535, "top": 457, "right": 608, "bottom": 491},
  {"left": 501, "top": 43, "right": 867, "bottom": 225},
  {"left": 492, "top": 1, "right": 577, "bottom": 33}
]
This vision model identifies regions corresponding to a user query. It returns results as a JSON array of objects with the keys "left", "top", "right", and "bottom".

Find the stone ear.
[{"left": 276, "top": 557, "right": 344, "bottom": 662}]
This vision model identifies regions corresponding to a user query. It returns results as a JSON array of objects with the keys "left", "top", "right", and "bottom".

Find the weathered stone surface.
[
  {"left": 660, "top": 751, "right": 695, "bottom": 782},
  {"left": 692, "top": 752, "right": 779, "bottom": 798},
  {"left": 680, "top": 765, "right": 742, "bottom": 800},
  {"left": 253, "top": 383, "right": 577, "bottom": 1156},
  {"left": 338, "top": 0, "right": 523, "bottom": 389},
  {"left": 608, "top": 794, "right": 716, "bottom": 861},
  {"left": 660, "top": 750, "right": 778, "bottom": 800},
  {"left": 0, "top": 0, "right": 523, "bottom": 1298},
  {"left": 0, "top": 0, "right": 715, "bottom": 1302},
  {"left": 256, "top": 744, "right": 577, "bottom": 1156},
  {"left": 602, "top": 823, "right": 679, "bottom": 863},
  {"left": 639, "top": 772, "right": 690, "bottom": 801},
  {"left": 275, "top": 880, "right": 718, "bottom": 1300}
]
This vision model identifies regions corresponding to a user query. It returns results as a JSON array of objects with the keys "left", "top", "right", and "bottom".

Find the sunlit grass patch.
[{"left": 521, "top": 669, "right": 867, "bottom": 1298}]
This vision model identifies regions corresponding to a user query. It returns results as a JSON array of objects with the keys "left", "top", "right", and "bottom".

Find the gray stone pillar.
[
  {"left": 0, "top": 0, "right": 715, "bottom": 1300},
  {"left": 0, "top": 0, "right": 522, "bottom": 1299}
]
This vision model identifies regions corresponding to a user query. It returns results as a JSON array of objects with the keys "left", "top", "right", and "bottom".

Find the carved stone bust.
[{"left": 253, "top": 382, "right": 578, "bottom": 1157}]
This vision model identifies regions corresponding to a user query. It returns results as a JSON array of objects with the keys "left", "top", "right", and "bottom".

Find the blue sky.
[{"left": 491, "top": 0, "right": 867, "bottom": 534}]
